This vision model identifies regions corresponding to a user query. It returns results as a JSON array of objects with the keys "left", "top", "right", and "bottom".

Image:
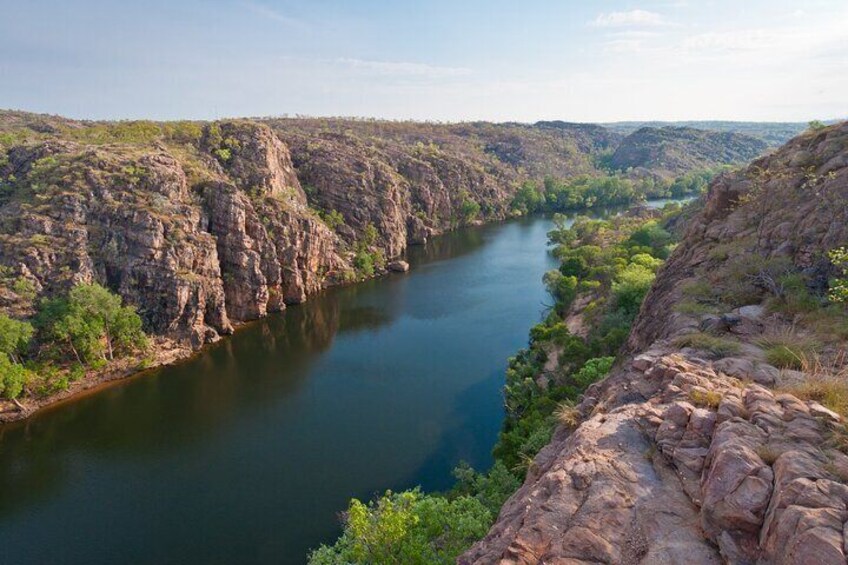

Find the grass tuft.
[{"left": 674, "top": 332, "right": 741, "bottom": 359}]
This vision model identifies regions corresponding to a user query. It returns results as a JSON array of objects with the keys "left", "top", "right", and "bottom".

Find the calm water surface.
[{"left": 0, "top": 202, "right": 683, "bottom": 564}]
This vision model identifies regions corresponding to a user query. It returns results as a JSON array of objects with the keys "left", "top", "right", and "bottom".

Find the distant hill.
[
  {"left": 603, "top": 120, "right": 812, "bottom": 147},
  {"left": 608, "top": 126, "right": 769, "bottom": 177}
]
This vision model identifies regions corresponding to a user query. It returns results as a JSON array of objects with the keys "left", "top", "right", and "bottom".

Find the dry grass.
[
  {"left": 781, "top": 376, "right": 848, "bottom": 420},
  {"left": 674, "top": 332, "right": 741, "bottom": 359},
  {"left": 688, "top": 388, "right": 723, "bottom": 409},
  {"left": 758, "top": 329, "right": 822, "bottom": 370},
  {"left": 555, "top": 401, "right": 581, "bottom": 428},
  {"left": 778, "top": 351, "right": 848, "bottom": 418},
  {"left": 756, "top": 444, "right": 782, "bottom": 465}
]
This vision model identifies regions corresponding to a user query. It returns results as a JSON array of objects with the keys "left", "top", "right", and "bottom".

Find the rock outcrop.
[{"left": 463, "top": 122, "right": 848, "bottom": 564}]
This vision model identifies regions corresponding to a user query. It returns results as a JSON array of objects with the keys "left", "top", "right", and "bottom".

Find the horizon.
[
  {"left": 1, "top": 107, "right": 841, "bottom": 127},
  {"left": 2, "top": 1, "right": 847, "bottom": 123}
]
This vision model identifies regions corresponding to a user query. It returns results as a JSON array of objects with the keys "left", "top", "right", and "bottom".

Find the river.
[{"left": 0, "top": 200, "right": 685, "bottom": 564}]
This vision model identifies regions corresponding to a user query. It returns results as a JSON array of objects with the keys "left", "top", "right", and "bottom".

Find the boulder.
[{"left": 387, "top": 260, "right": 410, "bottom": 273}]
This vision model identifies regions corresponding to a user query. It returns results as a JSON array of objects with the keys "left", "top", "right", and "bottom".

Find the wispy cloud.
[
  {"left": 334, "top": 58, "right": 472, "bottom": 78},
  {"left": 242, "top": 1, "right": 306, "bottom": 29},
  {"left": 590, "top": 9, "right": 668, "bottom": 28}
]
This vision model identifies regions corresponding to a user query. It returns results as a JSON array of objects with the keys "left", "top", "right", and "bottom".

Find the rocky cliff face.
[
  {"left": 463, "top": 123, "right": 848, "bottom": 564},
  {"left": 0, "top": 112, "right": 773, "bottom": 352}
]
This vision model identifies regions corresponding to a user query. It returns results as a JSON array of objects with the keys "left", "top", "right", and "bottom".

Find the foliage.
[
  {"left": 458, "top": 190, "right": 481, "bottom": 222},
  {"left": 308, "top": 489, "right": 491, "bottom": 565},
  {"left": 451, "top": 461, "right": 521, "bottom": 516},
  {"left": 509, "top": 170, "right": 714, "bottom": 216},
  {"left": 829, "top": 247, "right": 848, "bottom": 304},
  {"left": 36, "top": 283, "right": 148, "bottom": 365},
  {"left": 318, "top": 209, "right": 346, "bottom": 230},
  {"left": 0, "top": 355, "right": 30, "bottom": 400},
  {"left": 0, "top": 314, "right": 34, "bottom": 362},
  {"left": 571, "top": 356, "right": 615, "bottom": 389}
]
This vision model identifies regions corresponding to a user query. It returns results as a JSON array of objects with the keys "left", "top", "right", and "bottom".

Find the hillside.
[
  {"left": 609, "top": 126, "right": 769, "bottom": 177},
  {"left": 463, "top": 122, "right": 848, "bottom": 563},
  {"left": 604, "top": 120, "right": 813, "bottom": 147}
]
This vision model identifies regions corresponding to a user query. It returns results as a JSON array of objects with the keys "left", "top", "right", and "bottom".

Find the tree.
[
  {"left": 0, "top": 355, "right": 30, "bottom": 400},
  {"left": 0, "top": 314, "right": 34, "bottom": 363},
  {"left": 309, "top": 489, "right": 490, "bottom": 565},
  {"left": 36, "top": 283, "right": 148, "bottom": 365},
  {"left": 808, "top": 120, "right": 826, "bottom": 132}
]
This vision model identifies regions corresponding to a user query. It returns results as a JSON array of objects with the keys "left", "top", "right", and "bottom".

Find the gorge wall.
[
  {"left": 0, "top": 112, "right": 768, "bottom": 350},
  {"left": 462, "top": 122, "right": 848, "bottom": 563}
]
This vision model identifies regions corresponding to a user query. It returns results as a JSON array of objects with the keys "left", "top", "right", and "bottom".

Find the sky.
[{"left": 1, "top": 0, "right": 846, "bottom": 122}]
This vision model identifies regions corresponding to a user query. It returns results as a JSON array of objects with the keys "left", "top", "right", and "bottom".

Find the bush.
[
  {"left": 36, "top": 283, "right": 148, "bottom": 365},
  {"left": 452, "top": 461, "right": 520, "bottom": 515},
  {"left": 0, "top": 314, "right": 34, "bottom": 362},
  {"left": 571, "top": 356, "right": 614, "bottom": 389},
  {"left": 0, "top": 355, "right": 30, "bottom": 400},
  {"left": 308, "top": 489, "right": 491, "bottom": 565},
  {"left": 829, "top": 247, "right": 848, "bottom": 304}
]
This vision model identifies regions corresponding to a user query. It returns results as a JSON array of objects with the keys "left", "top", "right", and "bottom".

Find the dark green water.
[
  {"left": 0, "top": 202, "right": 682, "bottom": 564},
  {"left": 0, "top": 216, "right": 558, "bottom": 564}
]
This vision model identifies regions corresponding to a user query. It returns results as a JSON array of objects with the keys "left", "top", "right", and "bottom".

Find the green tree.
[
  {"left": 0, "top": 355, "right": 30, "bottom": 400},
  {"left": 0, "top": 314, "right": 34, "bottom": 363},
  {"left": 309, "top": 489, "right": 490, "bottom": 565},
  {"left": 37, "top": 283, "right": 148, "bottom": 365}
]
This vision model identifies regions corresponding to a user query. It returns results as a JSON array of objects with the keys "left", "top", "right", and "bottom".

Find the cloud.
[
  {"left": 242, "top": 1, "right": 306, "bottom": 29},
  {"left": 590, "top": 9, "right": 667, "bottom": 28},
  {"left": 334, "top": 58, "right": 472, "bottom": 78}
]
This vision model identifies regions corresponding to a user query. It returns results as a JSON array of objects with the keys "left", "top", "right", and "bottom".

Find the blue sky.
[{"left": 1, "top": 0, "right": 846, "bottom": 122}]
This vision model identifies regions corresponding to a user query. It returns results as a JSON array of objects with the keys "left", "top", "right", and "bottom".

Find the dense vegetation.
[
  {"left": 0, "top": 283, "right": 148, "bottom": 402},
  {"left": 309, "top": 203, "right": 686, "bottom": 563},
  {"left": 509, "top": 169, "right": 717, "bottom": 215}
]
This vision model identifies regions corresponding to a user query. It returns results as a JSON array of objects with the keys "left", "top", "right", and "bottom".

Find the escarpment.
[
  {"left": 2, "top": 112, "right": 763, "bottom": 352},
  {"left": 463, "top": 122, "right": 848, "bottom": 564}
]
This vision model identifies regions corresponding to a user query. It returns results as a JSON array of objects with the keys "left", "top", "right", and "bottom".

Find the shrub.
[
  {"left": 571, "top": 356, "right": 614, "bottom": 389},
  {"left": 452, "top": 461, "right": 520, "bottom": 516},
  {"left": 829, "top": 247, "right": 848, "bottom": 304},
  {"left": 611, "top": 263, "right": 656, "bottom": 319},
  {"left": 0, "top": 314, "right": 34, "bottom": 362},
  {"left": 353, "top": 250, "right": 375, "bottom": 278},
  {"left": 308, "top": 489, "right": 491, "bottom": 565},
  {"left": 36, "top": 283, "right": 148, "bottom": 365},
  {"left": 0, "top": 355, "right": 30, "bottom": 400}
]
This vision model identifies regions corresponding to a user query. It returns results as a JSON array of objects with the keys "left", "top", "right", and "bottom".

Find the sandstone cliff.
[
  {"left": 463, "top": 123, "right": 848, "bottom": 564},
  {"left": 2, "top": 112, "right": 763, "bottom": 350}
]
